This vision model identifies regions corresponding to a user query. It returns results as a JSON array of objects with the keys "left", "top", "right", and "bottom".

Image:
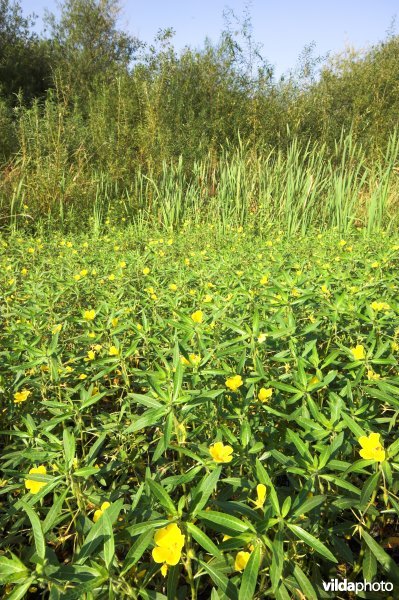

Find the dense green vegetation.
[
  {"left": 1, "top": 2, "right": 399, "bottom": 598},
  {"left": 0, "top": 0, "right": 398, "bottom": 232},
  {"left": 1, "top": 228, "right": 399, "bottom": 599}
]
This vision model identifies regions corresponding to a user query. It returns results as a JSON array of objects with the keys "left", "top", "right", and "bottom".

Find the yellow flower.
[
  {"left": 209, "top": 441, "right": 233, "bottom": 463},
  {"left": 321, "top": 284, "right": 330, "bottom": 295},
  {"left": 109, "top": 346, "right": 119, "bottom": 356},
  {"left": 351, "top": 344, "right": 366, "bottom": 360},
  {"left": 257, "top": 333, "right": 267, "bottom": 343},
  {"left": 191, "top": 310, "right": 203, "bottom": 324},
  {"left": 83, "top": 309, "right": 96, "bottom": 321},
  {"left": 371, "top": 261, "right": 379, "bottom": 268},
  {"left": 184, "top": 258, "right": 190, "bottom": 266},
  {"left": 14, "top": 389, "right": 31, "bottom": 403},
  {"left": 225, "top": 375, "right": 243, "bottom": 391},
  {"left": 79, "top": 374, "right": 87, "bottom": 380},
  {"left": 80, "top": 269, "right": 88, "bottom": 277},
  {"left": 203, "top": 294, "right": 213, "bottom": 303},
  {"left": 371, "top": 301, "right": 390, "bottom": 312},
  {"left": 169, "top": 283, "right": 178, "bottom": 291},
  {"left": 111, "top": 317, "right": 119, "bottom": 327},
  {"left": 189, "top": 353, "right": 201, "bottom": 366},
  {"left": 339, "top": 239, "right": 347, "bottom": 247},
  {"left": 235, "top": 551, "right": 251, "bottom": 571},
  {"left": 142, "top": 267, "right": 150, "bottom": 275},
  {"left": 93, "top": 501, "right": 111, "bottom": 523},
  {"left": 119, "top": 261, "right": 126, "bottom": 268},
  {"left": 25, "top": 466, "right": 47, "bottom": 494},
  {"left": 21, "top": 268, "right": 28, "bottom": 276},
  {"left": 253, "top": 484, "right": 267, "bottom": 509},
  {"left": 87, "top": 350, "right": 96, "bottom": 361},
  {"left": 358, "top": 433, "right": 385, "bottom": 462},
  {"left": 108, "top": 274, "right": 115, "bottom": 281},
  {"left": 258, "top": 387, "right": 272, "bottom": 402},
  {"left": 152, "top": 523, "right": 185, "bottom": 566},
  {"left": 260, "top": 275, "right": 268, "bottom": 285},
  {"left": 181, "top": 354, "right": 201, "bottom": 367},
  {"left": 367, "top": 369, "right": 380, "bottom": 381},
  {"left": 52, "top": 324, "right": 62, "bottom": 334}
]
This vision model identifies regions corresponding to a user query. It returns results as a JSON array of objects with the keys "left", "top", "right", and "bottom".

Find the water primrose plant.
[{"left": 1, "top": 226, "right": 399, "bottom": 599}]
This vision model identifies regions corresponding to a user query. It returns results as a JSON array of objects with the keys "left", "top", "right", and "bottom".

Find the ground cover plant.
[{"left": 1, "top": 226, "right": 399, "bottom": 599}]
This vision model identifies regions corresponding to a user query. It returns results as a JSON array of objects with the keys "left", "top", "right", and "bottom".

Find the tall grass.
[{"left": 0, "top": 107, "right": 398, "bottom": 235}]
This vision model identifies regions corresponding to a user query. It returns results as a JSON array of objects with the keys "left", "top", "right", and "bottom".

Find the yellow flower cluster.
[
  {"left": 93, "top": 501, "right": 111, "bottom": 523},
  {"left": 258, "top": 387, "right": 273, "bottom": 402},
  {"left": 191, "top": 310, "right": 203, "bottom": 323},
  {"left": 225, "top": 375, "right": 243, "bottom": 391},
  {"left": 25, "top": 465, "right": 47, "bottom": 494},
  {"left": 14, "top": 389, "right": 31, "bottom": 403},
  {"left": 209, "top": 441, "right": 233, "bottom": 463},
  {"left": 358, "top": 433, "right": 385, "bottom": 462},
  {"left": 152, "top": 523, "right": 185, "bottom": 570},
  {"left": 371, "top": 301, "right": 390, "bottom": 312},
  {"left": 351, "top": 344, "right": 366, "bottom": 360}
]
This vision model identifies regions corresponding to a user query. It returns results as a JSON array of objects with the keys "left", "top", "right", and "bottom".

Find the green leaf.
[
  {"left": 197, "top": 510, "right": 251, "bottom": 535},
  {"left": 102, "top": 510, "right": 115, "bottom": 571},
  {"left": 359, "top": 472, "right": 380, "bottom": 512},
  {"left": 146, "top": 478, "right": 177, "bottom": 516},
  {"left": 72, "top": 466, "right": 100, "bottom": 477},
  {"left": 153, "top": 411, "right": 174, "bottom": 462},
  {"left": 129, "top": 393, "right": 163, "bottom": 409},
  {"left": 340, "top": 412, "right": 365, "bottom": 438},
  {"left": 190, "top": 466, "right": 222, "bottom": 516},
  {"left": 198, "top": 559, "right": 238, "bottom": 600},
  {"left": 361, "top": 530, "right": 399, "bottom": 583},
  {"left": 270, "top": 528, "right": 284, "bottom": 591},
  {"left": 239, "top": 544, "right": 261, "bottom": 600},
  {"left": 76, "top": 499, "right": 123, "bottom": 564},
  {"left": 125, "top": 407, "right": 166, "bottom": 434},
  {"left": 292, "top": 563, "right": 318, "bottom": 600},
  {"left": 42, "top": 488, "right": 68, "bottom": 534},
  {"left": 167, "top": 564, "right": 180, "bottom": 600},
  {"left": 255, "top": 459, "right": 280, "bottom": 515},
  {"left": 0, "top": 555, "right": 29, "bottom": 584},
  {"left": 20, "top": 500, "right": 45, "bottom": 559},
  {"left": 388, "top": 436, "right": 399, "bottom": 458},
  {"left": 287, "top": 524, "right": 337, "bottom": 563},
  {"left": 186, "top": 522, "right": 223, "bottom": 559},
  {"left": 121, "top": 529, "right": 155, "bottom": 575},
  {"left": 291, "top": 495, "right": 326, "bottom": 518},
  {"left": 5, "top": 577, "right": 36, "bottom": 600},
  {"left": 63, "top": 428, "right": 76, "bottom": 469},
  {"left": 362, "top": 547, "right": 377, "bottom": 583}
]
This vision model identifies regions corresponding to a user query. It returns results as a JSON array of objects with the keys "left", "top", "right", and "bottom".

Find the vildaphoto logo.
[{"left": 322, "top": 579, "right": 393, "bottom": 594}]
